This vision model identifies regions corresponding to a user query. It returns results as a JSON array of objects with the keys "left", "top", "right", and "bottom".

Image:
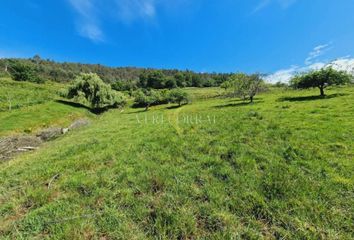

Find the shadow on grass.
[
  {"left": 56, "top": 100, "right": 114, "bottom": 115},
  {"left": 214, "top": 100, "right": 263, "bottom": 108},
  {"left": 227, "top": 97, "right": 263, "bottom": 103},
  {"left": 166, "top": 105, "right": 183, "bottom": 110},
  {"left": 125, "top": 109, "right": 147, "bottom": 114},
  {"left": 278, "top": 93, "right": 347, "bottom": 102}
]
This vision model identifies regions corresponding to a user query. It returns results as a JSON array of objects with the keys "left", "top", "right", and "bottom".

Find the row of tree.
[
  {"left": 218, "top": 68, "right": 353, "bottom": 102},
  {"left": 134, "top": 88, "right": 189, "bottom": 111},
  {"left": 63, "top": 73, "right": 190, "bottom": 112}
]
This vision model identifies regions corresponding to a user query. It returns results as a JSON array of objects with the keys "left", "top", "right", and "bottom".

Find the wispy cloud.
[
  {"left": 253, "top": 0, "right": 271, "bottom": 13},
  {"left": 253, "top": 0, "right": 297, "bottom": 13},
  {"left": 68, "top": 0, "right": 178, "bottom": 41},
  {"left": 115, "top": 0, "right": 157, "bottom": 23},
  {"left": 68, "top": 0, "right": 104, "bottom": 43},
  {"left": 305, "top": 43, "right": 332, "bottom": 65}
]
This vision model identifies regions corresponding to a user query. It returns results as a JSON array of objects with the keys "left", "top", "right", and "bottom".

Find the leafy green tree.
[
  {"left": 111, "top": 80, "right": 138, "bottom": 91},
  {"left": 168, "top": 88, "right": 189, "bottom": 106},
  {"left": 192, "top": 74, "right": 203, "bottom": 87},
  {"left": 139, "top": 70, "right": 166, "bottom": 89},
  {"left": 247, "top": 74, "right": 265, "bottom": 103},
  {"left": 221, "top": 73, "right": 249, "bottom": 99},
  {"left": 291, "top": 68, "right": 352, "bottom": 96},
  {"left": 66, "top": 73, "right": 126, "bottom": 110},
  {"left": 134, "top": 89, "right": 166, "bottom": 111},
  {"left": 174, "top": 72, "right": 187, "bottom": 87},
  {"left": 222, "top": 73, "right": 265, "bottom": 103}
]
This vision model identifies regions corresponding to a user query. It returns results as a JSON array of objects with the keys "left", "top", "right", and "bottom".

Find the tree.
[
  {"left": 111, "top": 80, "right": 138, "bottom": 91},
  {"left": 221, "top": 73, "right": 265, "bottom": 103},
  {"left": 175, "top": 72, "right": 187, "bottom": 87},
  {"left": 165, "top": 76, "right": 177, "bottom": 89},
  {"left": 291, "top": 68, "right": 352, "bottom": 96},
  {"left": 32, "top": 54, "right": 41, "bottom": 65},
  {"left": 168, "top": 88, "right": 189, "bottom": 106},
  {"left": 247, "top": 74, "right": 265, "bottom": 103},
  {"left": 66, "top": 73, "right": 126, "bottom": 110}
]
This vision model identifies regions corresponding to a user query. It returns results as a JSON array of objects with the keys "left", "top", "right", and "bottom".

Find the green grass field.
[
  {"left": 0, "top": 78, "right": 92, "bottom": 136},
  {"left": 0, "top": 83, "right": 353, "bottom": 239}
]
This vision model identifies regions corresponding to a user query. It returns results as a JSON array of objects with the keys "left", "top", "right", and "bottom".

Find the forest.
[{"left": 0, "top": 56, "right": 232, "bottom": 90}]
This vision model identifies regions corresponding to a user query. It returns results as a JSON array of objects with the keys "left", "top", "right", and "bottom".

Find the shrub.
[{"left": 9, "top": 61, "right": 45, "bottom": 83}]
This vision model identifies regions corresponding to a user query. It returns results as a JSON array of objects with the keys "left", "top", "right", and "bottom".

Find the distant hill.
[{"left": 0, "top": 56, "right": 232, "bottom": 89}]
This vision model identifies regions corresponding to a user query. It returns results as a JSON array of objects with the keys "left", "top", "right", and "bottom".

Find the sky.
[{"left": 1, "top": 0, "right": 354, "bottom": 82}]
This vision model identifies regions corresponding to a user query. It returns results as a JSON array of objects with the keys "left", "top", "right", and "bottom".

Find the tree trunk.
[
  {"left": 319, "top": 86, "right": 325, "bottom": 96},
  {"left": 250, "top": 96, "right": 254, "bottom": 103}
]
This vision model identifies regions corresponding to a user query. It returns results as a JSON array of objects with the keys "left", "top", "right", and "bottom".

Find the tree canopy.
[
  {"left": 221, "top": 73, "right": 265, "bottom": 102},
  {"left": 168, "top": 88, "right": 189, "bottom": 106}
]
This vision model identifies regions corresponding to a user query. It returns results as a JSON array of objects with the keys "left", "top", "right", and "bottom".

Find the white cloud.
[
  {"left": 79, "top": 23, "right": 104, "bottom": 42},
  {"left": 305, "top": 43, "right": 332, "bottom": 65},
  {"left": 264, "top": 65, "right": 299, "bottom": 83},
  {"left": 307, "top": 62, "right": 326, "bottom": 70},
  {"left": 328, "top": 57, "right": 354, "bottom": 75},
  {"left": 265, "top": 41, "right": 354, "bottom": 83},
  {"left": 68, "top": 0, "right": 104, "bottom": 42}
]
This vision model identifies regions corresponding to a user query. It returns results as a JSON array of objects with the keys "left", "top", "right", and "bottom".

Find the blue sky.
[{"left": 1, "top": 0, "right": 354, "bottom": 78}]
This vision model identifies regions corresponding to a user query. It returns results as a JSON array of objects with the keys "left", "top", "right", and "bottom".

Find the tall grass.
[{"left": 0, "top": 84, "right": 353, "bottom": 239}]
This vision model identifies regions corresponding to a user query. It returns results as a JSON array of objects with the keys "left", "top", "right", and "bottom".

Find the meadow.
[
  {"left": 0, "top": 79, "right": 353, "bottom": 239},
  {"left": 0, "top": 78, "right": 92, "bottom": 137}
]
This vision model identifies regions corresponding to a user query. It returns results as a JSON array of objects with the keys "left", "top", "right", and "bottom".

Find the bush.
[
  {"left": 9, "top": 61, "right": 45, "bottom": 83},
  {"left": 66, "top": 73, "right": 126, "bottom": 110},
  {"left": 133, "top": 88, "right": 189, "bottom": 110}
]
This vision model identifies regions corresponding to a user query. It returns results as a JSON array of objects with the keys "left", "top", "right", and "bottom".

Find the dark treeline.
[{"left": 0, "top": 56, "right": 232, "bottom": 90}]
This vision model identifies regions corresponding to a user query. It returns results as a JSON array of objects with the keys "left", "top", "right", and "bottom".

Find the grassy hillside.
[
  {"left": 0, "top": 78, "right": 92, "bottom": 136},
  {"left": 0, "top": 86, "right": 353, "bottom": 239}
]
